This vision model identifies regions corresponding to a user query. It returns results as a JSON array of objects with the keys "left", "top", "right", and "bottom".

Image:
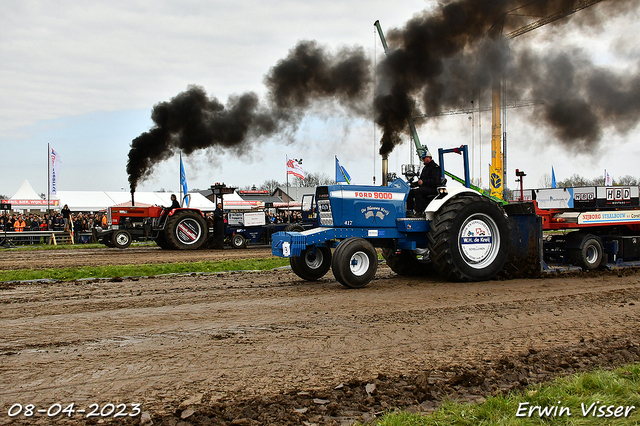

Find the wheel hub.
[
  {"left": 305, "top": 250, "right": 324, "bottom": 269},
  {"left": 458, "top": 214, "right": 500, "bottom": 269},
  {"left": 349, "top": 251, "right": 370, "bottom": 277},
  {"left": 176, "top": 219, "right": 201, "bottom": 245}
]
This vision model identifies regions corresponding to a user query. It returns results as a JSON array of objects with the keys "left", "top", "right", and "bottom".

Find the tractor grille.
[{"left": 318, "top": 200, "right": 333, "bottom": 226}]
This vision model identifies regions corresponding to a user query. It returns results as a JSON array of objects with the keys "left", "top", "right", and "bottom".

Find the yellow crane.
[{"left": 490, "top": 0, "right": 606, "bottom": 199}]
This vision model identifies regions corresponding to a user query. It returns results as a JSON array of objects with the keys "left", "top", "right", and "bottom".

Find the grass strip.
[
  {"left": 0, "top": 257, "right": 290, "bottom": 282},
  {"left": 371, "top": 363, "right": 640, "bottom": 425}
]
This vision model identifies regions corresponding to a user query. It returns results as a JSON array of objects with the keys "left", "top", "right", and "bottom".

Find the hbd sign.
[
  {"left": 607, "top": 187, "right": 631, "bottom": 201},
  {"left": 597, "top": 186, "right": 639, "bottom": 208}
]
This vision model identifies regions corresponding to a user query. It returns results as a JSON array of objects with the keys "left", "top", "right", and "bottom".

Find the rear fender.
[
  {"left": 167, "top": 208, "right": 204, "bottom": 217},
  {"left": 425, "top": 187, "right": 482, "bottom": 220}
]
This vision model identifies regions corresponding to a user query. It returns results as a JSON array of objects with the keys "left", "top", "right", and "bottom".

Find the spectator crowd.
[
  {"left": 266, "top": 210, "right": 303, "bottom": 224},
  {"left": 0, "top": 210, "right": 109, "bottom": 243}
]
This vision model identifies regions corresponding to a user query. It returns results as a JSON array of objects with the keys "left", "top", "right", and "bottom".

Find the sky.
[{"left": 1, "top": 0, "right": 639, "bottom": 198}]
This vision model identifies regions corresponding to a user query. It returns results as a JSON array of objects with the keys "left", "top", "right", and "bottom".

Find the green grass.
[
  {"left": 0, "top": 257, "right": 290, "bottom": 282},
  {"left": 371, "top": 364, "right": 640, "bottom": 425}
]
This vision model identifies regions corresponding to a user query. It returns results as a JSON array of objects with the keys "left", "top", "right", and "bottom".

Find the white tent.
[
  {"left": 54, "top": 191, "right": 216, "bottom": 212},
  {"left": 219, "top": 191, "right": 265, "bottom": 210},
  {"left": 7, "top": 180, "right": 59, "bottom": 211}
]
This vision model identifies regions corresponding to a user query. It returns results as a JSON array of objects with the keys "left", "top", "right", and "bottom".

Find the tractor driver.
[
  {"left": 169, "top": 194, "right": 181, "bottom": 210},
  {"left": 411, "top": 150, "right": 442, "bottom": 216}
]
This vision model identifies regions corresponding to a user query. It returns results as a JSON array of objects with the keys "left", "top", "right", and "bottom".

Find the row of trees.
[
  {"left": 238, "top": 172, "right": 334, "bottom": 192},
  {"left": 538, "top": 174, "right": 639, "bottom": 188},
  {"left": 239, "top": 171, "right": 639, "bottom": 195}
]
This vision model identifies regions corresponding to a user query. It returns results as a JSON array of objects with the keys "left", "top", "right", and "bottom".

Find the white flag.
[
  {"left": 605, "top": 169, "right": 613, "bottom": 186},
  {"left": 286, "top": 155, "right": 305, "bottom": 180},
  {"left": 49, "top": 147, "right": 62, "bottom": 195}
]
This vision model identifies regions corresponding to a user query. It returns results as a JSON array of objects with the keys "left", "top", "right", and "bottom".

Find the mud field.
[
  {"left": 0, "top": 246, "right": 274, "bottom": 271},
  {"left": 1, "top": 247, "right": 640, "bottom": 425}
]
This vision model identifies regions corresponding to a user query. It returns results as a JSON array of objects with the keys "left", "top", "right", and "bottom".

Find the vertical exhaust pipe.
[
  {"left": 131, "top": 190, "right": 135, "bottom": 207},
  {"left": 382, "top": 155, "right": 388, "bottom": 186}
]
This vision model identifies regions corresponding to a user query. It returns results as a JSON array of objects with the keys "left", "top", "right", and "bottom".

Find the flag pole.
[
  {"left": 47, "top": 143, "right": 51, "bottom": 216},
  {"left": 286, "top": 155, "right": 289, "bottom": 208}
]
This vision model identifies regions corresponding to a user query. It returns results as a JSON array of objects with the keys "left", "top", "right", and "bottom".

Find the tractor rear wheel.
[
  {"left": 428, "top": 195, "right": 510, "bottom": 281},
  {"left": 154, "top": 233, "right": 171, "bottom": 249},
  {"left": 112, "top": 230, "right": 132, "bottom": 249},
  {"left": 290, "top": 246, "right": 332, "bottom": 281},
  {"left": 381, "top": 247, "right": 434, "bottom": 276},
  {"left": 164, "top": 211, "right": 207, "bottom": 250},
  {"left": 332, "top": 238, "right": 378, "bottom": 289}
]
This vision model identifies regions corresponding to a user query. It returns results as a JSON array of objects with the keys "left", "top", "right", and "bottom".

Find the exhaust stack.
[
  {"left": 382, "top": 155, "right": 388, "bottom": 186},
  {"left": 131, "top": 190, "right": 135, "bottom": 207}
]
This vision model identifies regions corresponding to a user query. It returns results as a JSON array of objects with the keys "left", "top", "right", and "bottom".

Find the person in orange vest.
[
  {"left": 101, "top": 213, "right": 108, "bottom": 228},
  {"left": 14, "top": 215, "right": 26, "bottom": 232}
]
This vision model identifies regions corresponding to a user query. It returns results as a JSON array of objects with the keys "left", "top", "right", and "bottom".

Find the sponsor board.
[
  {"left": 572, "top": 187, "right": 597, "bottom": 209},
  {"left": 578, "top": 210, "right": 640, "bottom": 224},
  {"left": 535, "top": 188, "right": 572, "bottom": 209},
  {"left": 596, "top": 187, "right": 639, "bottom": 207},
  {"left": 227, "top": 212, "right": 266, "bottom": 227}
]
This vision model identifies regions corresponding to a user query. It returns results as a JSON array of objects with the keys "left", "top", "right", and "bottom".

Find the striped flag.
[{"left": 286, "top": 156, "right": 305, "bottom": 180}]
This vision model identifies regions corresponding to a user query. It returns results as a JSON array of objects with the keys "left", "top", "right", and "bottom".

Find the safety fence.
[{"left": 0, "top": 231, "right": 95, "bottom": 246}]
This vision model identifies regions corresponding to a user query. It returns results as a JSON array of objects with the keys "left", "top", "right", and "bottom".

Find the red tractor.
[{"left": 93, "top": 205, "right": 208, "bottom": 250}]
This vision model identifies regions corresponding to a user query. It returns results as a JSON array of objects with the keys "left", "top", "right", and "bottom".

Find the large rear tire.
[
  {"left": 428, "top": 195, "right": 510, "bottom": 281},
  {"left": 164, "top": 211, "right": 207, "bottom": 250},
  {"left": 154, "top": 233, "right": 171, "bottom": 249},
  {"left": 381, "top": 247, "right": 434, "bottom": 276},
  {"left": 290, "top": 246, "right": 332, "bottom": 281},
  {"left": 332, "top": 238, "right": 378, "bottom": 289}
]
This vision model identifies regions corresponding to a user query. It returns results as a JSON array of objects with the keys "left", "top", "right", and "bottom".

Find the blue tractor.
[{"left": 271, "top": 145, "right": 534, "bottom": 288}]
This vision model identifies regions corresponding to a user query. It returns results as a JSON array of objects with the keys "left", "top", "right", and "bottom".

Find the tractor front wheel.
[
  {"left": 332, "top": 238, "right": 378, "bottom": 289},
  {"left": 290, "top": 246, "right": 332, "bottom": 281},
  {"left": 112, "top": 230, "right": 132, "bottom": 249}
]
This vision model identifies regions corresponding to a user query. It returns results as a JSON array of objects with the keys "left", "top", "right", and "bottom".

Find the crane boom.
[
  {"left": 489, "top": 0, "right": 607, "bottom": 199},
  {"left": 506, "top": 0, "right": 605, "bottom": 39}
]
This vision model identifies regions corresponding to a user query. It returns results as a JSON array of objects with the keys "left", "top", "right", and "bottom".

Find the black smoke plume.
[
  {"left": 128, "top": 0, "right": 639, "bottom": 188},
  {"left": 127, "top": 42, "right": 370, "bottom": 191},
  {"left": 374, "top": 0, "right": 639, "bottom": 156},
  {"left": 375, "top": 0, "right": 640, "bottom": 154}
]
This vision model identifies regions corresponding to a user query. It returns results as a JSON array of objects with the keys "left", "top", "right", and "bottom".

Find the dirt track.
[
  {"left": 1, "top": 247, "right": 640, "bottom": 425},
  {"left": 0, "top": 246, "right": 273, "bottom": 271}
]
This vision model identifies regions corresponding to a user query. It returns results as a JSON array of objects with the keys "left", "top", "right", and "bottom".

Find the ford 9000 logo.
[{"left": 361, "top": 206, "right": 390, "bottom": 223}]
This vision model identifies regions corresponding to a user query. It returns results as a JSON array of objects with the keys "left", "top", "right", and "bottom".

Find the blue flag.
[
  {"left": 335, "top": 156, "right": 351, "bottom": 184},
  {"left": 551, "top": 166, "right": 557, "bottom": 188},
  {"left": 180, "top": 156, "right": 190, "bottom": 207}
]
